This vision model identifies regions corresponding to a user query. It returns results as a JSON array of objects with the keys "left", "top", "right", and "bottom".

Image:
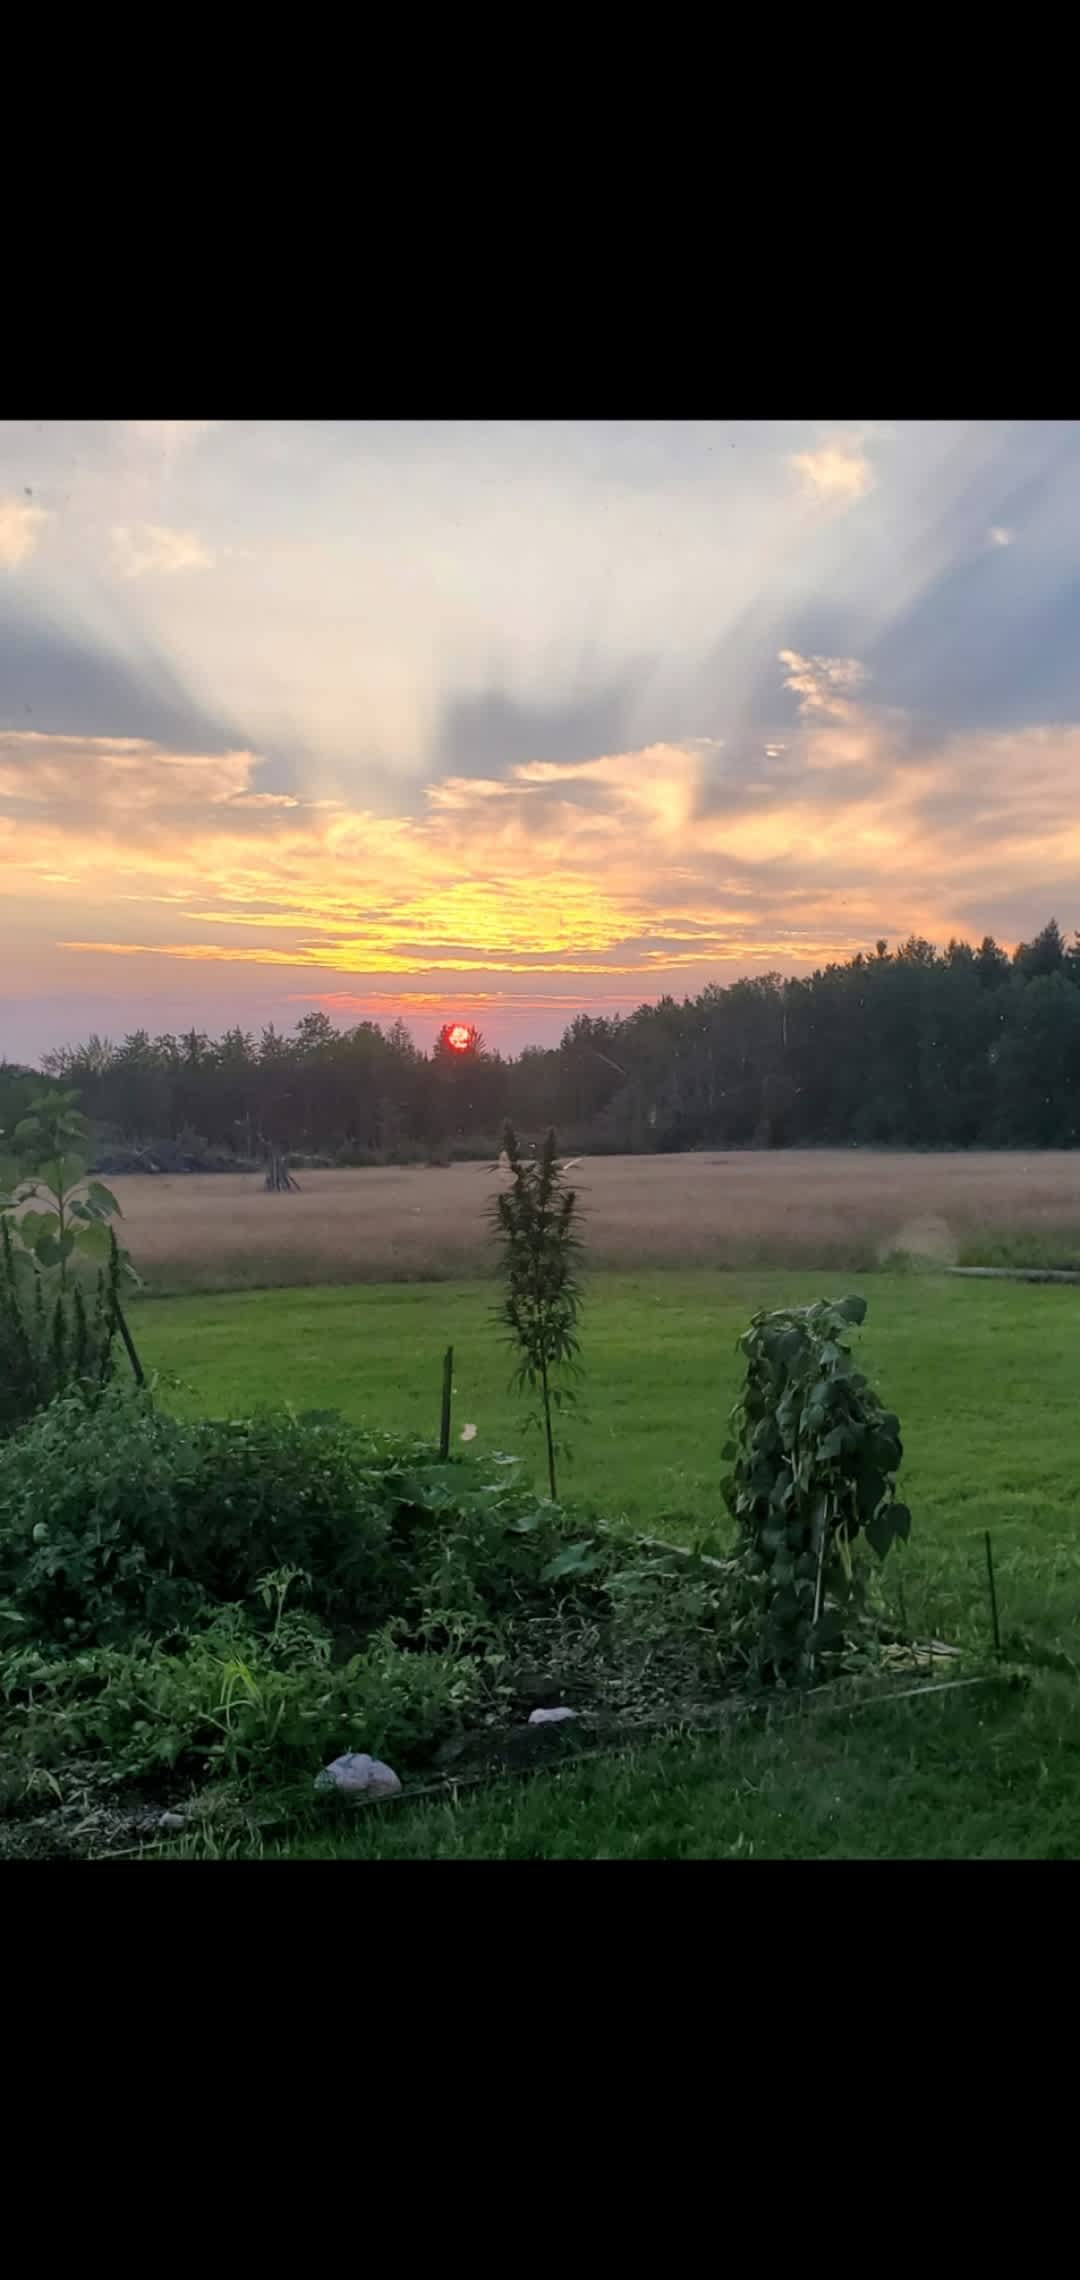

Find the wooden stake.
[{"left": 439, "top": 1345, "right": 453, "bottom": 1459}]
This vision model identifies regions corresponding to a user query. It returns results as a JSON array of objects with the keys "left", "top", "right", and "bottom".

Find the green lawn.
[{"left": 132, "top": 1269, "right": 1080, "bottom": 1858}]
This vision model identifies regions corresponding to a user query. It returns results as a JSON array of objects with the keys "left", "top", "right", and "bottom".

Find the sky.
[{"left": 3, "top": 417, "right": 1080, "bottom": 1063}]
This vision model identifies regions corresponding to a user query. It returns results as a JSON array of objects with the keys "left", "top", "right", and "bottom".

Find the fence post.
[{"left": 439, "top": 1345, "right": 454, "bottom": 1459}]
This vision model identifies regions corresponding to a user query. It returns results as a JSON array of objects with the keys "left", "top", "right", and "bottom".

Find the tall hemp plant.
[
  {"left": 491, "top": 1125, "right": 583, "bottom": 1500},
  {"left": 0, "top": 1089, "right": 141, "bottom": 1438}
]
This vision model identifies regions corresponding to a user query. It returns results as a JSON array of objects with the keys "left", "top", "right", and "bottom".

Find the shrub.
[
  {"left": 722, "top": 1295, "right": 910, "bottom": 1683},
  {"left": 0, "top": 1398, "right": 632, "bottom": 1799},
  {"left": 0, "top": 1394, "right": 433, "bottom": 1650},
  {"left": 0, "top": 1390, "right": 612, "bottom": 1659}
]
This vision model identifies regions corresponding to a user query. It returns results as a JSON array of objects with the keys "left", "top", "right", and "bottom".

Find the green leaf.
[
  {"left": 87, "top": 1181, "right": 121, "bottom": 1217},
  {"left": 891, "top": 1501, "right": 911, "bottom": 1542},
  {"left": 836, "top": 1294, "right": 867, "bottom": 1325},
  {"left": 74, "top": 1221, "right": 112, "bottom": 1263},
  {"left": 866, "top": 1505, "right": 899, "bottom": 1559},
  {"left": 18, "top": 1209, "right": 59, "bottom": 1249},
  {"left": 58, "top": 1154, "right": 88, "bottom": 1195},
  {"left": 540, "top": 1540, "right": 601, "bottom": 1582}
]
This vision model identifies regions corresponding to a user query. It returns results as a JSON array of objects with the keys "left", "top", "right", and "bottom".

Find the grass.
[
  {"left": 112, "top": 1148, "right": 1080, "bottom": 1291},
  {"left": 128, "top": 1267, "right": 1080, "bottom": 1858},
  {"left": 136, "top": 1268, "right": 1080, "bottom": 1663},
  {"left": 260, "top": 1679, "right": 1079, "bottom": 1861}
]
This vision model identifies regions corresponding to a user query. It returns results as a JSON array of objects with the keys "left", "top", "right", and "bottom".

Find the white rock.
[
  {"left": 315, "top": 1752, "right": 402, "bottom": 1800},
  {"left": 527, "top": 1706, "right": 579, "bottom": 1726},
  {"left": 158, "top": 1810, "right": 187, "bottom": 1831}
]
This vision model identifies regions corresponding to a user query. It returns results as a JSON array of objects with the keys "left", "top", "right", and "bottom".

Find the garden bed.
[{"left": 0, "top": 1385, "right": 925, "bottom": 1859}]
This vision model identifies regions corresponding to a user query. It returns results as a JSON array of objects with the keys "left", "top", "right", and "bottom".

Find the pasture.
[{"left": 114, "top": 1147, "right": 1080, "bottom": 1291}]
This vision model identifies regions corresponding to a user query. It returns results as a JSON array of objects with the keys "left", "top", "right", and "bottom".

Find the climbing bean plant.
[{"left": 722, "top": 1294, "right": 910, "bottom": 1684}]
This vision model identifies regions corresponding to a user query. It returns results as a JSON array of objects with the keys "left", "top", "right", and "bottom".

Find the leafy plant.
[
  {"left": 0, "top": 1394, "right": 419, "bottom": 1649},
  {"left": 491, "top": 1124, "right": 584, "bottom": 1499},
  {"left": 0, "top": 1616, "right": 485, "bottom": 1787},
  {"left": 0, "top": 1089, "right": 140, "bottom": 1435},
  {"left": 722, "top": 1295, "right": 910, "bottom": 1684}
]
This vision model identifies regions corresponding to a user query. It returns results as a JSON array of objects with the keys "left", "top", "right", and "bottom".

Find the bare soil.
[{"left": 112, "top": 1150, "right": 1080, "bottom": 1292}]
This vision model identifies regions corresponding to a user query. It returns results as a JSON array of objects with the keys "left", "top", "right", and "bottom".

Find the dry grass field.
[{"left": 113, "top": 1149, "right": 1080, "bottom": 1293}]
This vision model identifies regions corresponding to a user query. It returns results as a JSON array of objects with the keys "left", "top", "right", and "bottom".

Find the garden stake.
[
  {"left": 808, "top": 1503, "right": 829, "bottom": 1680},
  {"left": 439, "top": 1345, "right": 453, "bottom": 1459},
  {"left": 984, "top": 1529, "right": 1002, "bottom": 1658},
  {"left": 113, "top": 1299, "right": 145, "bottom": 1388}
]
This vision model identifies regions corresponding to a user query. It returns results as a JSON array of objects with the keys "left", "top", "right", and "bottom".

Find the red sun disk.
[{"left": 447, "top": 1024, "right": 471, "bottom": 1052}]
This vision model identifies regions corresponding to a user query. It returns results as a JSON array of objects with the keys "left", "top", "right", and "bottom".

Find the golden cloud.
[
  {"left": 5, "top": 677, "right": 1080, "bottom": 1001},
  {"left": 789, "top": 433, "right": 875, "bottom": 505},
  {"left": 111, "top": 523, "right": 214, "bottom": 578},
  {"left": 0, "top": 495, "right": 49, "bottom": 569}
]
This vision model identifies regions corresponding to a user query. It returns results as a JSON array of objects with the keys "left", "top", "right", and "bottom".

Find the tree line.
[{"left": 6, "top": 918, "right": 1080, "bottom": 1161}]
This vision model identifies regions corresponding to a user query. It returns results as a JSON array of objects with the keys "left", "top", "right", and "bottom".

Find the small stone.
[
  {"left": 527, "top": 1706, "right": 579, "bottom": 1726},
  {"left": 158, "top": 1810, "right": 187, "bottom": 1831},
  {"left": 315, "top": 1752, "right": 402, "bottom": 1800}
]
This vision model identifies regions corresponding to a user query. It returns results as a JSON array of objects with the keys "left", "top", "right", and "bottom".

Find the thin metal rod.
[
  {"left": 439, "top": 1345, "right": 453, "bottom": 1459},
  {"left": 984, "top": 1529, "right": 1002, "bottom": 1657}
]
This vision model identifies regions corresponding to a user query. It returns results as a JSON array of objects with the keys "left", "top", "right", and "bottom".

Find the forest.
[{"left": 6, "top": 919, "right": 1080, "bottom": 1164}]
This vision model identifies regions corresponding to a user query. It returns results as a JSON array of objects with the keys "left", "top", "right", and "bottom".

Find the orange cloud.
[
  {"left": 789, "top": 433, "right": 876, "bottom": 505},
  {"left": 6, "top": 672, "right": 1080, "bottom": 1010},
  {"left": 0, "top": 495, "right": 49, "bottom": 568},
  {"left": 111, "top": 523, "right": 213, "bottom": 578}
]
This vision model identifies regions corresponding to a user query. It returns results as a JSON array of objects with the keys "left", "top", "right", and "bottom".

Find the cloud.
[
  {"left": 0, "top": 496, "right": 49, "bottom": 569},
  {"left": 0, "top": 593, "right": 241, "bottom": 749},
  {"left": 10, "top": 601, "right": 1080, "bottom": 1039},
  {"left": 9, "top": 650, "right": 1080, "bottom": 1035},
  {"left": 227, "top": 791, "right": 302, "bottom": 810},
  {"left": 128, "top": 421, "right": 219, "bottom": 463},
  {"left": 0, "top": 731, "right": 258, "bottom": 834},
  {"left": 789, "top": 432, "right": 875, "bottom": 505},
  {"left": 111, "top": 523, "right": 214, "bottom": 579},
  {"left": 778, "top": 649, "right": 866, "bottom": 719}
]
